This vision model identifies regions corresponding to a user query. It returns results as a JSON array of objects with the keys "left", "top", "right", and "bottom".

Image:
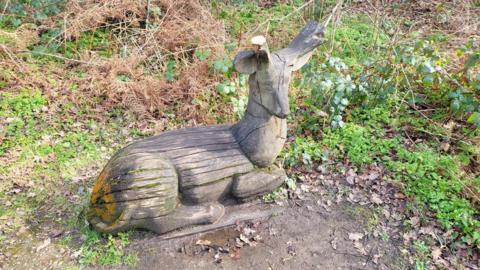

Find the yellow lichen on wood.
[{"left": 89, "top": 169, "right": 119, "bottom": 224}]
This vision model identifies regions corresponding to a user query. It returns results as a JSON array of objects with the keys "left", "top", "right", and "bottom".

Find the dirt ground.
[{"left": 120, "top": 198, "right": 406, "bottom": 270}]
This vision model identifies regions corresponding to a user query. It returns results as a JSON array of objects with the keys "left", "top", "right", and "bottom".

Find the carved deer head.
[{"left": 234, "top": 21, "right": 325, "bottom": 119}]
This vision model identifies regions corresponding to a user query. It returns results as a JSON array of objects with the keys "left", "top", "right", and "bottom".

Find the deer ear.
[
  {"left": 289, "top": 51, "right": 314, "bottom": 71},
  {"left": 234, "top": 50, "right": 257, "bottom": 74},
  {"left": 286, "top": 22, "right": 325, "bottom": 71}
]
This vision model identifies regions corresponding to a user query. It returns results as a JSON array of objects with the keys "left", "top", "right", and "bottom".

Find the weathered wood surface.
[
  {"left": 232, "top": 166, "right": 286, "bottom": 200},
  {"left": 158, "top": 201, "right": 282, "bottom": 240},
  {"left": 88, "top": 21, "right": 325, "bottom": 234},
  {"left": 112, "top": 125, "right": 254, "bottom": 189},
  {"left": 89, "top": 125, "right": 255, "bottom": 231}
]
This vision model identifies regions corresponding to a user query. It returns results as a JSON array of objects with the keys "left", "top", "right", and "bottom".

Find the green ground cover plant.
[
  {"left": 78, "top": 229, "right": 138, "bottom": 267},
  {"left": 0, "top": 0, "right": 65, "bottom": 29},
  {"left": 283, "top": 8, "right": 479, "bottom": 252}
]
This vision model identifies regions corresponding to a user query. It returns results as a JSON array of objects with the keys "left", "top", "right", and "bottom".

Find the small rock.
[
  {"left": 242, "top": 227, "right": 256, "bottom": 236},
  {"left": 330, "top": 237, "right": 337, "bottom": 250},
  {"left": 373, "top": 253, "right": 383, "bottom": 264},
  {"left": 383, "top": 209, "right": 390, "bottom": 219},
  {"left": 316, "top": 165, "right": 327, "bottom": 174}
]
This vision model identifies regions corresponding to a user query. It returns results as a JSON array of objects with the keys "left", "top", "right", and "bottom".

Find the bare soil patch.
[{"left": 121, "top": 199, "right": 406, "bottom": 270}]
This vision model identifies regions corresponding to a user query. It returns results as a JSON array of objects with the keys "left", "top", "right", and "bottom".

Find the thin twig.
[
  {"left": 0, "top": 44, "right": 25, "bottom": 73},
  {"left": 1, "top": 0, "right": 10, "bottom": 15},
  {"left": 146, "top": 0, "right": 151, "bottom": 29},
  {"left": 322, "top": 0, "right": 342, "bottom": 29},
  {"left": 246, "top": 0, "right": 315, "bottom": 36},
  {"left": 324, "top": 1, "right": 343, "bottom": 54},
  {"left": 401, "top": 100, "right": 475, "bottom": 145},
  {"left": 403, "top": 129, "right": 416, "bottom": 146}
]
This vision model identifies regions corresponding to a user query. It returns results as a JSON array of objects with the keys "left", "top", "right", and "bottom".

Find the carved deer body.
[{"left": 88, "top": 21, "right": 324, "bottom": 234}]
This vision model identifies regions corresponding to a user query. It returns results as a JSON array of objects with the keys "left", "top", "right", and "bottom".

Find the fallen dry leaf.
[
  {"left": 239, "top": 234, "right": 252, "bottom": 246},
  {"left": 373, "top": 253, "right": 383, "bottom": 264},
  {"left": 195, "top": 239, "right": 211, "bottom": 246},
  {"left": 353, "top": 241, "right": 367, "bottom": 255},
  {"left": 368, "top": 171, "right": 380, "bottom": 181},
  {"left": 348, "top": 232, "right": 364, "bottom": 241},
  {"left": 345, "top": 169, "right": 357, "bottom": 185},
  {"left": 48, "top": 229, "right": 64, "bottom": 238},
  {"left": 410, "top": 216, "right": 420, "bottom": 227},
  {"left": 419, "top": 226, "right": 436, "bottom": 238},
  {"left": 371, "top": 193, "right": 383, "bottom": 204},
  {"left": 431, "top": 247, "right": 442, "bottom": 260}
]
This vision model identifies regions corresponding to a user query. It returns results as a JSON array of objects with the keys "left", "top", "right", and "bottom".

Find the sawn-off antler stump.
[{"left": 88, "top": 21, "right": 325, "bottom": 234}]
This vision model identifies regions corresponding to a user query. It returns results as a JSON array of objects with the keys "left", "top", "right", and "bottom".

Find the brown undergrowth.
[
  {"left": 351, "top": 0, "right": 479, "bottom": 47},
  {"left": 2, "top": 0, "right": 231, "bottom": 123}
]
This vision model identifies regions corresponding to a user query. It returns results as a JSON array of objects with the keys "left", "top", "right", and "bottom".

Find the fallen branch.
[{"left": 0, "top": 44, "right": 26, "bottom": 73}]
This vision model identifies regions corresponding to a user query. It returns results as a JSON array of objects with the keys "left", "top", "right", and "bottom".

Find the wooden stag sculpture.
[{"left": 88, "top": 21, "right": 324, "bottom": 234}]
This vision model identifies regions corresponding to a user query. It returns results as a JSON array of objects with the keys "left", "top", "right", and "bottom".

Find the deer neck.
[{"left": 231, "top": 86, "right": 287, "bottom": 167}]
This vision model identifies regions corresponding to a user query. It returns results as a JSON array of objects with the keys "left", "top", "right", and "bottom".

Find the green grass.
[
  {"left": 327, "top": 15, "right": 389, "bottom": 67},
  {"left": 78, "top": 229, "right": 138, "bottom": 267}
]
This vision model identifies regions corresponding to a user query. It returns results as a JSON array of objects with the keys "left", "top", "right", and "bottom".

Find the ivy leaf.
[
  {"left": 464, "top": 51, "right": 480, "bottom": 70},
  {"left": 11, "top": 18, "right": 22, "bottom": 28},
  {"left": 213, "top": 58, "right": 232, "bottom": 74},
  {"left": 285, "top": 177, "right": 296, "bottom": 190},
  {"left": 216, "top": 82, "right": 235, "bottom": 95},
  {"left": 34, "top": 11, "right": 48, "bottom": 21},
  {"left": 421, "top": 61, "right": 435, "bottom": 74},
  {"left": 467, "top": 112, "right": 480, "bottom": 126},
  {"left": 448, "top": 91, "right": 459, "bottom": 98},
  {"left": 451, "top": 100, "right": 460, "bottom": 111},
  {"left": 150, "top": 6, "right": 161, "bottom": 15}
]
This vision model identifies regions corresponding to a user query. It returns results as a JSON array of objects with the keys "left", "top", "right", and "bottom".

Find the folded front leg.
[{"left": 231, "top": 165, "right": 286, "bottom": 202}]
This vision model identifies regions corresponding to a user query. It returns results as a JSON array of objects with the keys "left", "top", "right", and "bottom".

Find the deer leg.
[
  {"left": 231, "top": 165, "right": 286, "bottom": 202},
  {"left": 141, "top": 203, "right": 225, "bottom": 234}
]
